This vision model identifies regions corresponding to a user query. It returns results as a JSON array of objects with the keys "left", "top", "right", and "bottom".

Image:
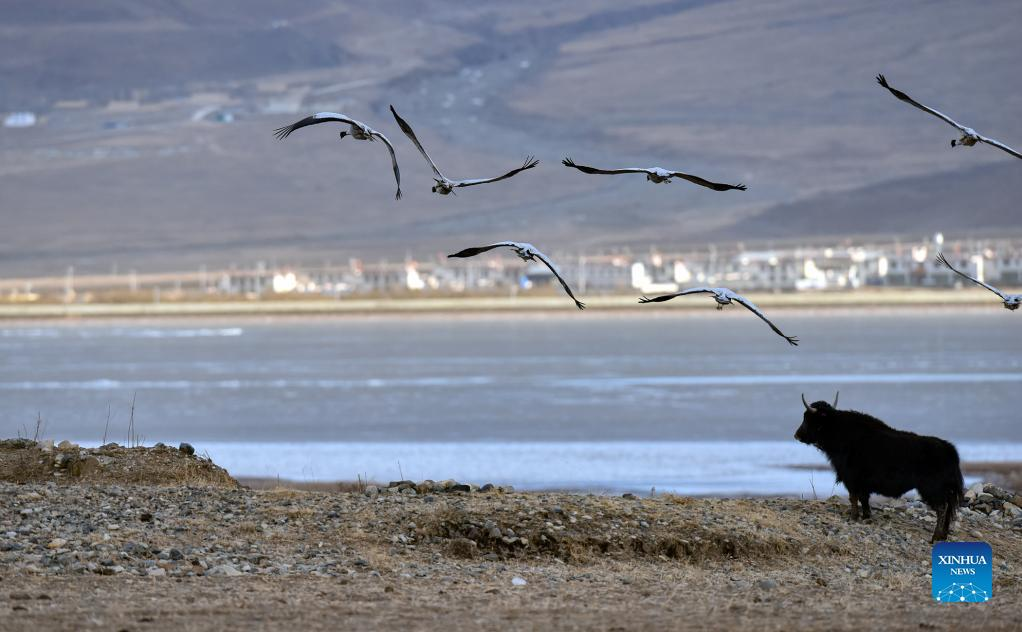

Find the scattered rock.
[
  {"left": 207, "top": 564, "right": 242, "bottom": 577},
  {"left": 757, "top": 579, "right": 778, "bottom": 590},
  {"left": 446, "top": 538, "right": 477, "bottom": 559},
  {"left": 178, "top": 443, "right": 195, "bottom": 456},
  {"left": 70, "top": 456, "right": 101, "bottom": 478},
  {"left": 511, "top": 576, "right": 528, "bottom": 586}
]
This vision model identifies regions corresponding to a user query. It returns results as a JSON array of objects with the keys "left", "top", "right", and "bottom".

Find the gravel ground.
[
  {"left": 1, "top": 441, "right": 1020, "bottom": 631},
  {"left": 2, "top": 479, "right": 1021, "bottom": 631}
]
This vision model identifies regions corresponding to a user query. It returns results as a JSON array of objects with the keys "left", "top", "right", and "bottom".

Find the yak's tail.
[{"left": 932, "top": 451, "right": 965, "bottom": 543}]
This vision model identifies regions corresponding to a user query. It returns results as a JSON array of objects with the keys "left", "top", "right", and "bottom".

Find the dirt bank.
[{"left": 1, "top": 442, "right": 1020, "bottom": 631}]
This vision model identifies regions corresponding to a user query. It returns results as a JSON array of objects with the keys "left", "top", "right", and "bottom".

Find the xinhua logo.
[{"left": 932, "top": 541, "right": 992, "bottom": 603}]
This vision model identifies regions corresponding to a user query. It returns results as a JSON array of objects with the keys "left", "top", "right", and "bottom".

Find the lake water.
[{"left": 1, "top": 309, "right": 1019, "bottom": 493}]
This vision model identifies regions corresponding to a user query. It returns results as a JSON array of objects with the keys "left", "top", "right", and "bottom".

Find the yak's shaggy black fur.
[{"left": 795, "top": 398, "right": 964, "bottom": 542}]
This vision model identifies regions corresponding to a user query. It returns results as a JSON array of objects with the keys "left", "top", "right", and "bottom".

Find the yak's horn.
[
  {"left": 802, "top": 393, "right": 816, "bottom": 412},
  {"left": 832, "top": 391, "right": 840, "bottom": 408}
]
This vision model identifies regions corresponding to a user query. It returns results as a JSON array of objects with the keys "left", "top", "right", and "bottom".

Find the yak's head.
[{"left": 794, "top": 392, "right": 840, "bottom": 445}]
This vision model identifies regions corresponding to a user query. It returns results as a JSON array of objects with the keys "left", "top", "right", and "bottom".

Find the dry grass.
[
  {"left": 0, "top": 440, "right": 238, "bottom": 488},
  {"left": 238, "top": 477, "right": 379, "bottom": 493}
]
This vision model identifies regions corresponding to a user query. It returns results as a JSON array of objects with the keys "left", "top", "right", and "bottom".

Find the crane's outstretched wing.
[
  {"left": 454, "top": 157, "right": 539, "bottom": 188},
  {"left": 936, "top": 252, "right": 1006, "bottom": 299},
  {"left": 668, "top": 171, "right": 747, "bottom": 192},
  {"left": 731, "top": 294, "right": 799, "bottom": 346},
  {"left": 875, "top": 74, "right": 968, "bottom": 133},
  {"left": 447, "top": 242, "right": 521, "bottom": 259},
  {"left": 977, "top": 134, "right": 1022, "bottom": 160},
  {"left": 562, "top": 158, "right": 651, "bottom": 176},
  {"left": 638, "top": 288, "right": 716, "bottom": 303},
  {"left": 370, "top": 131, "right": 402, "bottom": 199},
  {"left": 532, "top": 249, "right": 586, "bottom": 310},
  {"left": 389, "top": 105, "right": 446, "bottom": 181},
  {"left": 273, "top": 113, "right": 360, "bottom": 140}
]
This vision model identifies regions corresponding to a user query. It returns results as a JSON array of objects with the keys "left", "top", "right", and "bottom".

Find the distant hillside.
[
  {"left": 715, "top": 161, "right": 1022, "bottom": 241},
  {"left": 0, "top": 0, "right": 345, "bottom": 110},
  {"left": 1, "top": 0, "right": 1021, "bottom": 275}
]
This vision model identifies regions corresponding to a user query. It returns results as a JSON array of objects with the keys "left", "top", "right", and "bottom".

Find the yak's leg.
[
  {"left": 942, "top": 500, "right": 955, "bottom": 536},
  {"left": 932, "top": 501, "right": 954, "bottom": 543},
  {"left": 859, "top": 492, "right": 872, "bottom": 520},
  {"left": 931, "top": 503, "right": 949, "bottom": 543},
  {"left": 847, "top": 493, "right": 861, "bottom": 520}
]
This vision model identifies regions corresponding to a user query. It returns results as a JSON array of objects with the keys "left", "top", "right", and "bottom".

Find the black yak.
[{"left": 794, "top": 393, "right": 964, "bottom": 542}]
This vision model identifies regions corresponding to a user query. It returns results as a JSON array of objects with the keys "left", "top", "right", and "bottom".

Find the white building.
[{"left": 3, "top": 112, "right": 36, "bottom": 128}]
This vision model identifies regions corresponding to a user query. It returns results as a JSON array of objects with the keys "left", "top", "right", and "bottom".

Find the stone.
[
  {"left": 57, "top": 440, "right": 77, "bottom": 450},
  {"left": 207, "top": 564, "right": 242, "bottom": 577},
  {"left": 757, "top": 579, "right": 778, "bottom": 590},
  {"left": 364, "top": 485, "right": 379, "bottom": 497},
  {"left": 38, "top": 440, "right": 54, "bottom": 453},
  {"left": 70, "top": 456, "right": 100, "bottom": 478},
  {"left": 168, "top": 548, "right": 184, "bottom": 561},
  {"left": 388, "top": 480, "right": 415, "bottom": 490},
  {"left": 178, "top": 443, "right": 195, "bottom": 456},
  {"left": 46, "top": 538, "right": 67, "bottom": 550},
  {"left": 622, "top": 493, "right": 637, "bottom": 500},
  {"left": 449, "top": 484, "right": 472, "bottom": 493},
  {"left": 479, "top": 484, "right": 495, "bottom": 493},
  {"left": 139, "top": 512, "right": 154, "bottom": 522},
  {"left": 0, "top": 439, "right": 36, "bottom": 449},
  {"left": 1002, "top": 503, "right": 1022, "bottom": 518},
  {"left": 146, "top": 567, "right": 167, "bottom": 577},
  {"left": 511, "top": 576, "right": 527, "bottom": 586}
]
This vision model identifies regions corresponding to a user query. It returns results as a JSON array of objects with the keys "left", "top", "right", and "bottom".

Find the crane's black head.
[
  {"left": 794, "top": 392, "right": 839, "bottom": 445},
  {"left": 339, "top": 131, "right": 348, "bottom": 139},
  {"left": 950, "top": 139, "right": 956, "bottom": 147}
]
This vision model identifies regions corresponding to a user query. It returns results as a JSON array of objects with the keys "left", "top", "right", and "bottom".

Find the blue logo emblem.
[{"left": 932, "top": 542, "right": 992, "bottom": 603}]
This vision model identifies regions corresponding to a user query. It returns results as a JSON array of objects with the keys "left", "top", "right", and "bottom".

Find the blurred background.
[{"left": 2, "top": 0, "right": 1020, "bottom": 493}]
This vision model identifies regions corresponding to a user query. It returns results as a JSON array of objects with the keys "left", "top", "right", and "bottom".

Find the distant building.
[{"left": 3, "top": 112, "right": 36, "bottom": 128}]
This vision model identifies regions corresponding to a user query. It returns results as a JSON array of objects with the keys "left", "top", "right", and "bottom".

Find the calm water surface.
[{"left": 1, "top": 310, "right": 1019, "bottom": 491}]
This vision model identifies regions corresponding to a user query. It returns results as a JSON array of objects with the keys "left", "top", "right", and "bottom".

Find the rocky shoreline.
[{"left": 1, "top": 441, "right": 1021, "bottom": 630}]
